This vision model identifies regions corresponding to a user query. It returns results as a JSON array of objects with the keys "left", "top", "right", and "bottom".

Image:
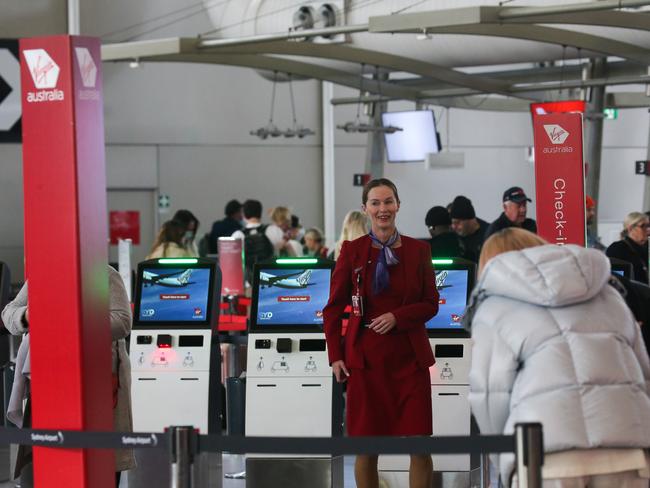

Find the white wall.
[{"left": 330, "top": 86, "right": 648, "bottom": 240}]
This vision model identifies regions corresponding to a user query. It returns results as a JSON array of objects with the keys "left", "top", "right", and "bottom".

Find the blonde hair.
[
  {"left": 335, "top": 210, "right": 370, "bottom": 259},
  {"left": 622, "top": 212, "right": 649, "bottom": 238},
  {"left": 270, "top": 206, "right": 291, "bottom": 227},
  {"left": 478, "top": 228, "right": 547, "bottom": 275},
  {"left": 304, "top": 227, "right": 324, "bottom": 244}
]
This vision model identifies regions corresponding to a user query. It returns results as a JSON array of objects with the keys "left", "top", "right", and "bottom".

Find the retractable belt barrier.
[{"left": 0, "top": 423, "right": 544, "bottom": 488}]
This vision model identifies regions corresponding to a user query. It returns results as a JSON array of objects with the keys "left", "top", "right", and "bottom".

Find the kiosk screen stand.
[
  {"left": 253, "top": 267, "right": 331, "bottom": 328},
  {"left": 426, "top": 269, "right": 470, "bottom": 330}
]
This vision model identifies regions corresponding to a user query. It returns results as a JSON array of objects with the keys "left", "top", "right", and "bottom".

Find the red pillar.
[{"left": 19, "top": 35, "right": 114, "bottom": 487}]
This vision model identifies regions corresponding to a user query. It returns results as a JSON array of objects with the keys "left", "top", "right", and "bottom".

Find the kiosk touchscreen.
[
  {"left": 129, "top": 258, "right": 221, "bottom": 434},
  {"left": 609, "top": 257, "right": 633, "bottom": 280},
  {"left": 379, "top": 258, "right": 476, "bottom": 485},
  {"left": 245, "top": 257, "right": 342, "bottom": 488}
]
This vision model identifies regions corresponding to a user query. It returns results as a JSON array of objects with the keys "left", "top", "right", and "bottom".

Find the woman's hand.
[
  {"left": 368, "top": 312, "right": 397, "bottom": 334},
  {"left": 332, "top": 360, "right": 350, "bottom": 383}
]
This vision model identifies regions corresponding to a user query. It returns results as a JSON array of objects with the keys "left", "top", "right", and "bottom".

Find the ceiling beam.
[
  {"left": 497, "top": 0, "right": 650, "bottom": 19},
  {"left": 134, "top": 52, "right": 424, "bottom": 101},
  {"left": 199, "top": 40, "right": 515, "bottom": 97},
  {"left": 369, "top": 7, "right": 650, "bottom": 64}
]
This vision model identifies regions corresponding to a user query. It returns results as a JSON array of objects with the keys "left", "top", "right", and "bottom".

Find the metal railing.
[{"left": 0, "top": 423, "right": 544, "bottom": 488}]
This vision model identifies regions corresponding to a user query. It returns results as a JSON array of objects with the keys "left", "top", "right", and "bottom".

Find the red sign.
[
  {"left": 20, "top": 35, "right": 114, "bottom": 486},
  {"left": 533, "top": 113, "right": 586, "bottom": 246},
  {"left": 109, "top": 210, "right": 140, "bottom": 244},
  {"left": 218, "top": 238, "right": 244, "bottom": 296},
  {"left": 530, "top": 100, "right": 586, "bottom": 117}
]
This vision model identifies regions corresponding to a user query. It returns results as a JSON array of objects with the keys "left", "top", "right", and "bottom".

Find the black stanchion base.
[
  {"left": 245, "top": 457, "right": 343, "bottom": 488},
  {"left": 127, "top": 448, "right": 222, "bottom": 488}
]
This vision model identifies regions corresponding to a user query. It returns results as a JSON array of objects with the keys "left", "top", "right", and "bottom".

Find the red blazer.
[{"left": 323, "top": 234, "right": 438, "bottom": 369}]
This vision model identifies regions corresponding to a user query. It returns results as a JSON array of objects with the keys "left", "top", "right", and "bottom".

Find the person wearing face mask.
[
  {"left": 484, "top": 186, "right": 537, "bottom": 241},
  {"left": 323, "top": 178, "right": 439, "bottom": 488},
  {"left": 172, "top": 209, "right": 200, "bottom": 257},
  {"left": 146, "top": 220, "right": 194, "bottom": 259},
  {"left": 607, "top": 212, "right": 650, "bottom": 284}
]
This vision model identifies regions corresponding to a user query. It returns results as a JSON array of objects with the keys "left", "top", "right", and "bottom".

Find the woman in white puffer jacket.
[{"left": 465, "top": 228, "right": 650, "bottom": 488}]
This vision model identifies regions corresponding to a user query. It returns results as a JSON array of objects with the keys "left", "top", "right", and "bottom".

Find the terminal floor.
[
  {"left": 0, "top": 454, "right": 358, "bottom": 487},
  {"left": 0, "top": 454, "right": 498, "bottom": 487}
]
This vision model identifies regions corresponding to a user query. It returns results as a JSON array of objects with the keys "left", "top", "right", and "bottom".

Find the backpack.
[{"left": 243, "top": 225, "right": 274, "bottom": 282}]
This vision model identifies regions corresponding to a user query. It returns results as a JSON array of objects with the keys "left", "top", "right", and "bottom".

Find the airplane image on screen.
[
  {"left": 260, "top": 270, "right": 313, "bottom": 289},
  {"left": 435, "top": 270, "right": 453, "bottom": 290},
  {"left": 143, "top": 269, "right": 193, "bottom": 287}
]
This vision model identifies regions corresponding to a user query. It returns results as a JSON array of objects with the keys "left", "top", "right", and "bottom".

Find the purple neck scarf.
[{"left": 369, "top": 230, "right": 400, "bottom": 294}]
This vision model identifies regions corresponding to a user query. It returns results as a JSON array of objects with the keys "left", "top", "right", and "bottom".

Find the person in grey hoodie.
[
  {"left": 465, "top": 228, "right": 650, "bottom": 487},
  {"left": 1, "top": 266, "right": 136, "bottom": 487}
]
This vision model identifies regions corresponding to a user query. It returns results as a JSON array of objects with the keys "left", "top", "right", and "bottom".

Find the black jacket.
[
  {"left": 428, "top": 232, "right": 462, "bottom": 260},
  {"left": 208, "top": 217, "right": 242, "bottom": 253},
  {"left": 458, "top": 218, "right": 489, "bottom": 263},
  {"left": 484, "top": 212, "right": 537, "bottom": 241},
  {"left": 606, "top": 238, "right": 649, "bottom": 284}
]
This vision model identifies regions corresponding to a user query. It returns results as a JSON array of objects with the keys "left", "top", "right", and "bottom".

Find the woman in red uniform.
[{"left": 323, "top": 178, "right": 439, "bottom": 488}]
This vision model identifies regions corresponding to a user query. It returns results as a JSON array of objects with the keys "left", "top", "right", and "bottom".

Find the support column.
[
  {"left": 584, "top": 58, "right": 606, "bottom": 238},
  {"left": 321, "top": 81, "right": 336, "bottom": 248},
  {"left": 364, "top": 72, "right": 387, "bottom": 179},
  {"left": 20, "top": 35, "right": 114, "bottom": 487}
]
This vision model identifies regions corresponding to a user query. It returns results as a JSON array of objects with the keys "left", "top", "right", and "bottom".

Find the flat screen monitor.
[
  {"left": 133, "top": 259, "right": 218, "bottom": 328},
  {"left": 250, "top": 261, "right": 334, "bottom": 332},
  {"left": 382, "top": 110, "right": 441, "bottom": 162},
  {"left": 425, "top": 260, "right": 475, "bottom": 335},
  {"left": 609, "top": 257, "right": 633, "bottom": 280}
]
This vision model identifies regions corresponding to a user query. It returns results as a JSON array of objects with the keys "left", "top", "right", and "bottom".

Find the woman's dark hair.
[
  {"left": 150, "top": 220, "right": 186, "bottom": 255},
  {"left": 362, "top": 178, "right": 400, "bottom": 205},
  {"left": 172, "top": 209, "right": 199, "bottom": 231}
]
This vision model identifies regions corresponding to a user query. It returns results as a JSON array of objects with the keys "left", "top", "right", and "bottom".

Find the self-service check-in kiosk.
[
  {"left": 128, "top": 258, "right": 221, "bottom": 487},
  {"left": 245, "top": 257, "right": 343, "bottom": 488},
  {"left": 379, "top": 258, "right": 476, "bottom": 487}
]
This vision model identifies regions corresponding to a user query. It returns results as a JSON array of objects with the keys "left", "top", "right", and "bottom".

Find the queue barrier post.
[
  {"left": 169, "top": 426, "right": 197, "bottom": 488},
  {"left": 515, "top": 422, "right": 544, "bottom": 488},
  {"left": 480, "top": 452, "right": 490, "bottom": 488}
]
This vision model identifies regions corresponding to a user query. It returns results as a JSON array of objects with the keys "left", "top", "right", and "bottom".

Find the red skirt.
[{"left": 346, "top": 363, "right": 432, "bottom": 436}]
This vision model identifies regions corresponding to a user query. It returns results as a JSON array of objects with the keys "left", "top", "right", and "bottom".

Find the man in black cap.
[
  {"left": 425, "top": 206, "right": 462, "bottom": 259},
  {"left": 484, "top": 186, "right": 537, "bottom": 240},
  {"left": 208, "top": 199, "right": 243, "bottom": 253},
  {"left": 449, "top": 196, "right": 489, "bottom": 263}
]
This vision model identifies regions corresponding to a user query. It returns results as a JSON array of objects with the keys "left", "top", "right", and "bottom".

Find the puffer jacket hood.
[
  {"left": 480, "top": 244, "right": 610, "bottom": 307},
  {"left": 467, "top": 244, "right": 650, "bottom": 482}
]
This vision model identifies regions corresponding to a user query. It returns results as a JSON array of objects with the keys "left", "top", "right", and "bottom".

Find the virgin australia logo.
[
  {"left": 74, "top": 47, "right": 100, "bottom": 100},
  {"left": 543, "top": 124, "right": 569, "bottom": 144},
  {"left": 24, "top": 49, "right": 60, "bottom": 89},
  {"left": 74, "top": 47, "right": 97, "bottom": 88},
  {"left": 23, "top": 48, "right": 64, "bottom": 103}
]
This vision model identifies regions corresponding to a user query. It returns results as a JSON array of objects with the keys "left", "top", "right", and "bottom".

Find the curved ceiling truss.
[{"left": 102, "top": 2, "right": 650, "bottom": 112}]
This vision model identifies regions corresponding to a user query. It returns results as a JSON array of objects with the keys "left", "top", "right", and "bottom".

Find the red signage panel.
[
  {"left": 218, "top": 238, "right": 244, "bottom": 296},
  {"left": 532, "top": 113, "right": 586, "bottom": 246},
  {"left": 20, "top": 35, "right": 114, "bottom": 487},
  {"left": 109, "top": 210, "right": 141, "bottom": 244}
]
